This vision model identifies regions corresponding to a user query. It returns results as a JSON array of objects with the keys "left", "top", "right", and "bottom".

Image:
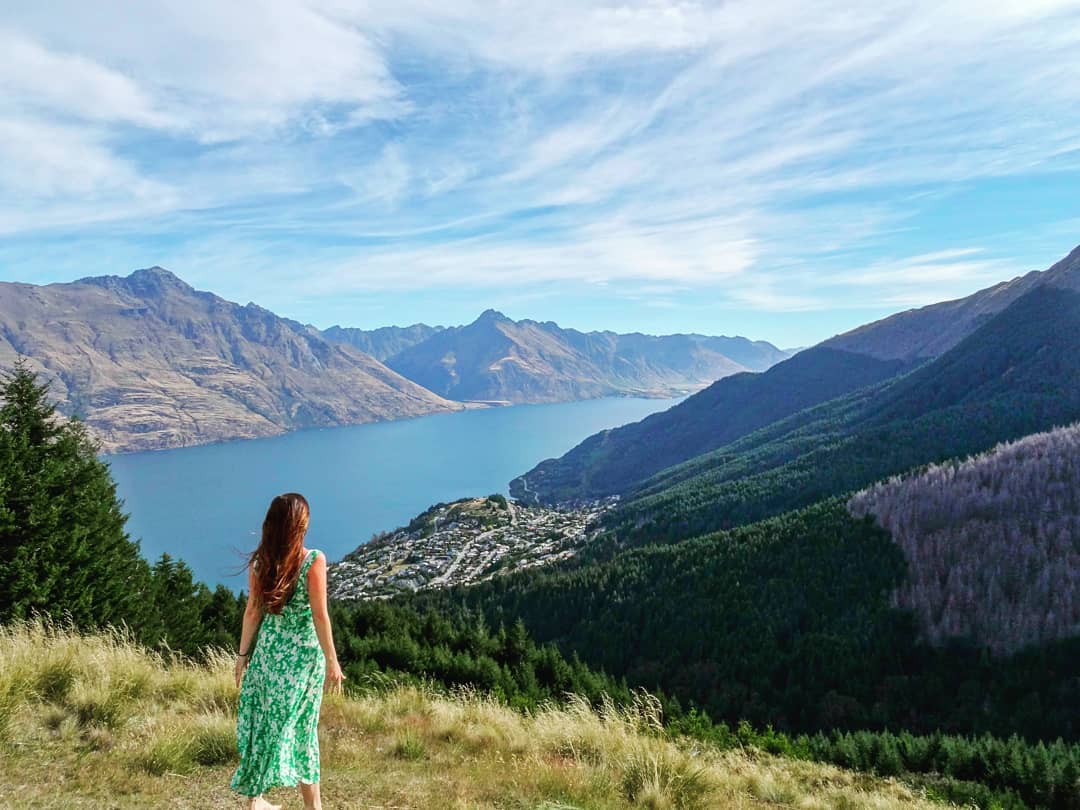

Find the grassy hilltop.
[{"left": 0, "top": 623, "right": 947, "bottom": 810}]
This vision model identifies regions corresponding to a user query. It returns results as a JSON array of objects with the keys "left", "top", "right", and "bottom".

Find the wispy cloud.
[{"left": 1, "top": 1, "right": 1079, "bottom": 341}]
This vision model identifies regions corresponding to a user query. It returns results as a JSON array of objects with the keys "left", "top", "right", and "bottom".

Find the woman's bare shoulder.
[{"left": 306, "top": 549, "right": 326, "bottom": 573}]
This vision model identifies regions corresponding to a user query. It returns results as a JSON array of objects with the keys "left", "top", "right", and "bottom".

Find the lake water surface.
[{"left": 108, "top": 397, "right": 680, "bottom": 588}]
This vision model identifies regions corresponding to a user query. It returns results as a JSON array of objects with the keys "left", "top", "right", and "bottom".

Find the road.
[{"left": 429, "top": 526, "right": 498, "bottom": 586}]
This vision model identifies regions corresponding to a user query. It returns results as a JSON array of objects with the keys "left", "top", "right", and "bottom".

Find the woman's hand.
[
  {"left": 235, "top": 655, "right": 249, "bottom": 688},
  {"left": 325, "top": 660, "right": 345, "bottom": 695}
]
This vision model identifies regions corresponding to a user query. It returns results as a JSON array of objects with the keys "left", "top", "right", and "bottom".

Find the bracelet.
[{"left": 237, "top": 651, "right": 250, "bottom": 658}]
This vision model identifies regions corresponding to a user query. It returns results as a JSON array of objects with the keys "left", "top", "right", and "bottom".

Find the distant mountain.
[
  {"left": 850, "top": 422, "right": 1080, "bottom": 656},
  {"left": 321, "top": 323, "right": 445, "bottom": 362},
  {"left": 383, "top": 309, "right": 789, "bottom": 403},
  {"left": 0, "top": 268, "right": 463, "bottom": 452},
  {"left": 514, "top": 244, "right": 1080, "bottom": 504}
]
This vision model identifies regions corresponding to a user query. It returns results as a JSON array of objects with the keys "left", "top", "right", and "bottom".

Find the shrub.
[
  {"left": 620, "top": 745, "right": 712, "bottom": 809},
  {"left": 392, "top": 731, "right": 428, "bottom": 760}
]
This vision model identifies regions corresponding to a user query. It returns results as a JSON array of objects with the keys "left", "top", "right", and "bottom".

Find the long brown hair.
[{"left": 250, "top": 492, "right": 310, "bottom": 614}]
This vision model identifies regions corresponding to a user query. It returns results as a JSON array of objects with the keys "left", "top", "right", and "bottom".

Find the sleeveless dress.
[{"left": 231, "top": 549, "right": 326, "bottom": 796}]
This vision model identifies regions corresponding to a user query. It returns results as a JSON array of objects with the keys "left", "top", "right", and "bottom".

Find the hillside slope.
[
  {"left": 0, "top": 624, "right": 946, "bottom": 810},
  {"left": 824, "top": 243, "right": 1080, "bottom": 361},
  {"left": 385, "top": 309, "right": 787, "bottom": 403},
  {"left": 607, "top": 284, "right": 1080, "bottom": 544},
  {"left": 0, "top": 268, "right": 462, "bottom": 452},
  {"left": 850, "top": 422, "right": 1080, "bottom": 655},
  {"left": 513, "top": 347, "right": 906, "bottom": 503},
  {"left": 424, "top": 395, "right": 1080, "bottom": 747},
  {"left": 514, "top": 243, "right": 1080, "bottom": 505}
]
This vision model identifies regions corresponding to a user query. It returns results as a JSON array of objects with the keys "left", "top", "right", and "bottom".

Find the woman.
[{"left": 231, "top": 492, "right": 346, "bottom": 810}]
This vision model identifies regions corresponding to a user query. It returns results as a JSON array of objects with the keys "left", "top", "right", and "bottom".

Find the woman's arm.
[
  {"left": 308, "top": 553, "right": 345, "bottom": 693},
  {"left": 235, "top": 563, "right": 263, "bottom": 687}
]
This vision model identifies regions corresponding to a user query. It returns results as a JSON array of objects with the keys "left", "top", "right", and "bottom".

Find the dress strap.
[{"left": 299, "top": 548, "right": 319, "bottom": 579}]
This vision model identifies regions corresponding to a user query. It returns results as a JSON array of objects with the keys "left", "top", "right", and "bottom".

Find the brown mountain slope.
[
  {"left": 0, "top": 267, "right": 463, "bottom": 452},
  {"left": 823, "top": 244, "right": 1080, "bottom": 362},
  {"left": 384, "top": 309, "right": 787, "bottom": 403},
  {"left": 321, "top": 323, "right": 445, "bottom": 362}
]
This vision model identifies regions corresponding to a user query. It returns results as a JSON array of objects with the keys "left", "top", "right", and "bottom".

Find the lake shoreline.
[{"left": 107, "top": 396, "right": 683, "bottom": 588}]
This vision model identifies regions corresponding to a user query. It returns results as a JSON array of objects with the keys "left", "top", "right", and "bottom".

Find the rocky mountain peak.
[
  {"left": 125, "top": 266, "right": 192, "bottom": 294},
  {"left": 474, "top": 308, "right": 511, "bottom": 326}
]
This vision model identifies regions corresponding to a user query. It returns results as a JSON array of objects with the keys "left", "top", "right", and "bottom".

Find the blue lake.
[{"left": 107, "top": 397, "right": 680, "bottom": 589}]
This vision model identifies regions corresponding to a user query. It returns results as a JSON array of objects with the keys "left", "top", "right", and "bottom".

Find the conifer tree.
[
  {"left": 0, "top": 360, "right": 153, "bottom": 629},
  {"left": 149, "top": 553, "right": 233, "bottom": 656}
]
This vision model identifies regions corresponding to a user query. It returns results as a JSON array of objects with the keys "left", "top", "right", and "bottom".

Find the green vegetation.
[
  {"left": 0, "top": 623, "right": 952, "bottom": 810},
  {"left": 0, "top": 361, "right": 150, "bottom": 630},
  {"left": 668, "top": 712, "right": 1080, "bottom": 809},
  {"left": 513, "top": 346, "right": 908, "bottom": 504},
  {"left": 387, "top": 288, "right": 1080, "bottom": 808},
  {"left": 604, "top": 286, "right": 1080, "bottom": 547},
  {"left": 0, "top": 361, "right": 243, "bottom": 657},
  {"left": 331, "top": 601, "right": 638, "bottom": 710},
  {"left": 409, "top": 497, "right": 1080, "bottom": 807}
]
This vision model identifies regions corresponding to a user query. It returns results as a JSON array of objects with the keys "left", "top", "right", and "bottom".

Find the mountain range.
[
  {"left": 0, "top": 268, "right": 788, "bottom": 452},
  {"left": 320, "top": 323, "right": 446, "bottom": 362},
  {"left": 513, "top": 243, "right": 1080, "bottom": 504},
  {"left": 380, "top": 309, "right": 788, "bottom": 403},
  {"left": 0, "top": 268, "right": 463, "bottom": 452}
]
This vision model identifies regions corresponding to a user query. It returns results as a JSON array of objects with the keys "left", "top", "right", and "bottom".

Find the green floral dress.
[{"left": 232, "top": 549, "right": 326, "bottom": 797}]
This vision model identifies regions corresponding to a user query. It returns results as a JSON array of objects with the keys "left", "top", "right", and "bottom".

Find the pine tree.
[
  {"left": 0, "top": 360, "right": 153, "bottom": 630},
  {"left": 149, "top": 557, "right": 218, "bottom": 656}
]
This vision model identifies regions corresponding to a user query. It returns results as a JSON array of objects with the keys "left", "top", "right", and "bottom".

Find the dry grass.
[{"left": 0, "top": 621, "right": 954, "bottom": 809}]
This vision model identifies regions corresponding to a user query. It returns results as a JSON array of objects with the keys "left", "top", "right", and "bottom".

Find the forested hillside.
[
  {"left": 515, "top": 244, "right": 1080, "bottom": 506},
  {"left": 601, "top": 285, "right": 1080, "bottom": 546},
  {"left": 850, "top": 422, "right": 1080, "bottom": 655},
  {"left": 405, "top": 283, "right": 1080, "bottom": 764},
  {"left": 410, "top": 497, "right": 1080, "bottom": 746},
  {"left": 512, "top": 347, "right": 906, "bottom": 503}
]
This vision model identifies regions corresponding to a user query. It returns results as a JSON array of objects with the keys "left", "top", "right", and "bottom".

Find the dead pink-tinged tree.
[{"left": 849, "top": 422, "right": 1080, "bottom": 655}]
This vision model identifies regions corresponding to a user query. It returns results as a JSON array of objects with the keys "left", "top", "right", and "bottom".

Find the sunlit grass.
[{"left": 0, "top": 620, "right": 954, "bottom": 809}]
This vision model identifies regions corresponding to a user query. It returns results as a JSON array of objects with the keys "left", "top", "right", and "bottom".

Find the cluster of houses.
[{"left": 327, "top": 495, "right": 617, "bottom": 600}]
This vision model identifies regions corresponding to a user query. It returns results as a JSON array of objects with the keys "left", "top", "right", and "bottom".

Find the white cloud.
[
  {"left": 238, "top": 214, "right": 758, "bottom": 296},
  {"left": 0, "top": 31, "right": 171, "bottom": 128},
  {"left": 2, "top": 2, "right": 405, "bottom": 140},
  {"left": 1, "top": 0, "right": 1079, "bottom": 319}
]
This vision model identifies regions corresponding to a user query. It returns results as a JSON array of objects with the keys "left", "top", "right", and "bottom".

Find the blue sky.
[{"left": 1, "top": 1, "right": 1079, "bottom": 348}]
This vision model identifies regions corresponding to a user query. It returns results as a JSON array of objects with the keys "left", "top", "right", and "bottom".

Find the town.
[{"left": 327, "top": 494, "right": 616, "bottom": 600}]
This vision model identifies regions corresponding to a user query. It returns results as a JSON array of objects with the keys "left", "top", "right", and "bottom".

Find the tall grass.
[{"left": 0, "top": 620, "right": 953, "bottom": 809}]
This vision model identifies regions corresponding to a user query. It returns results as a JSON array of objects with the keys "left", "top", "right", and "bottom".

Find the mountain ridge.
[
  {"left": 383, "top": 310, "right": 790, "bottom": 404},
  {"left": 513, "top": 243, "right": 1080, "bottom": 505},
  {"left": 0, "top": 267, "right": 792, "bottom": 452},
  {"left": 603, "top": 282, "right": 1080, "bottom": 545},
  {"left": 0, "top": 268, "right": 464, "bottom": 452},
  {"left": 321, "top": 322, "right": 446, "bottom": 362}
]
